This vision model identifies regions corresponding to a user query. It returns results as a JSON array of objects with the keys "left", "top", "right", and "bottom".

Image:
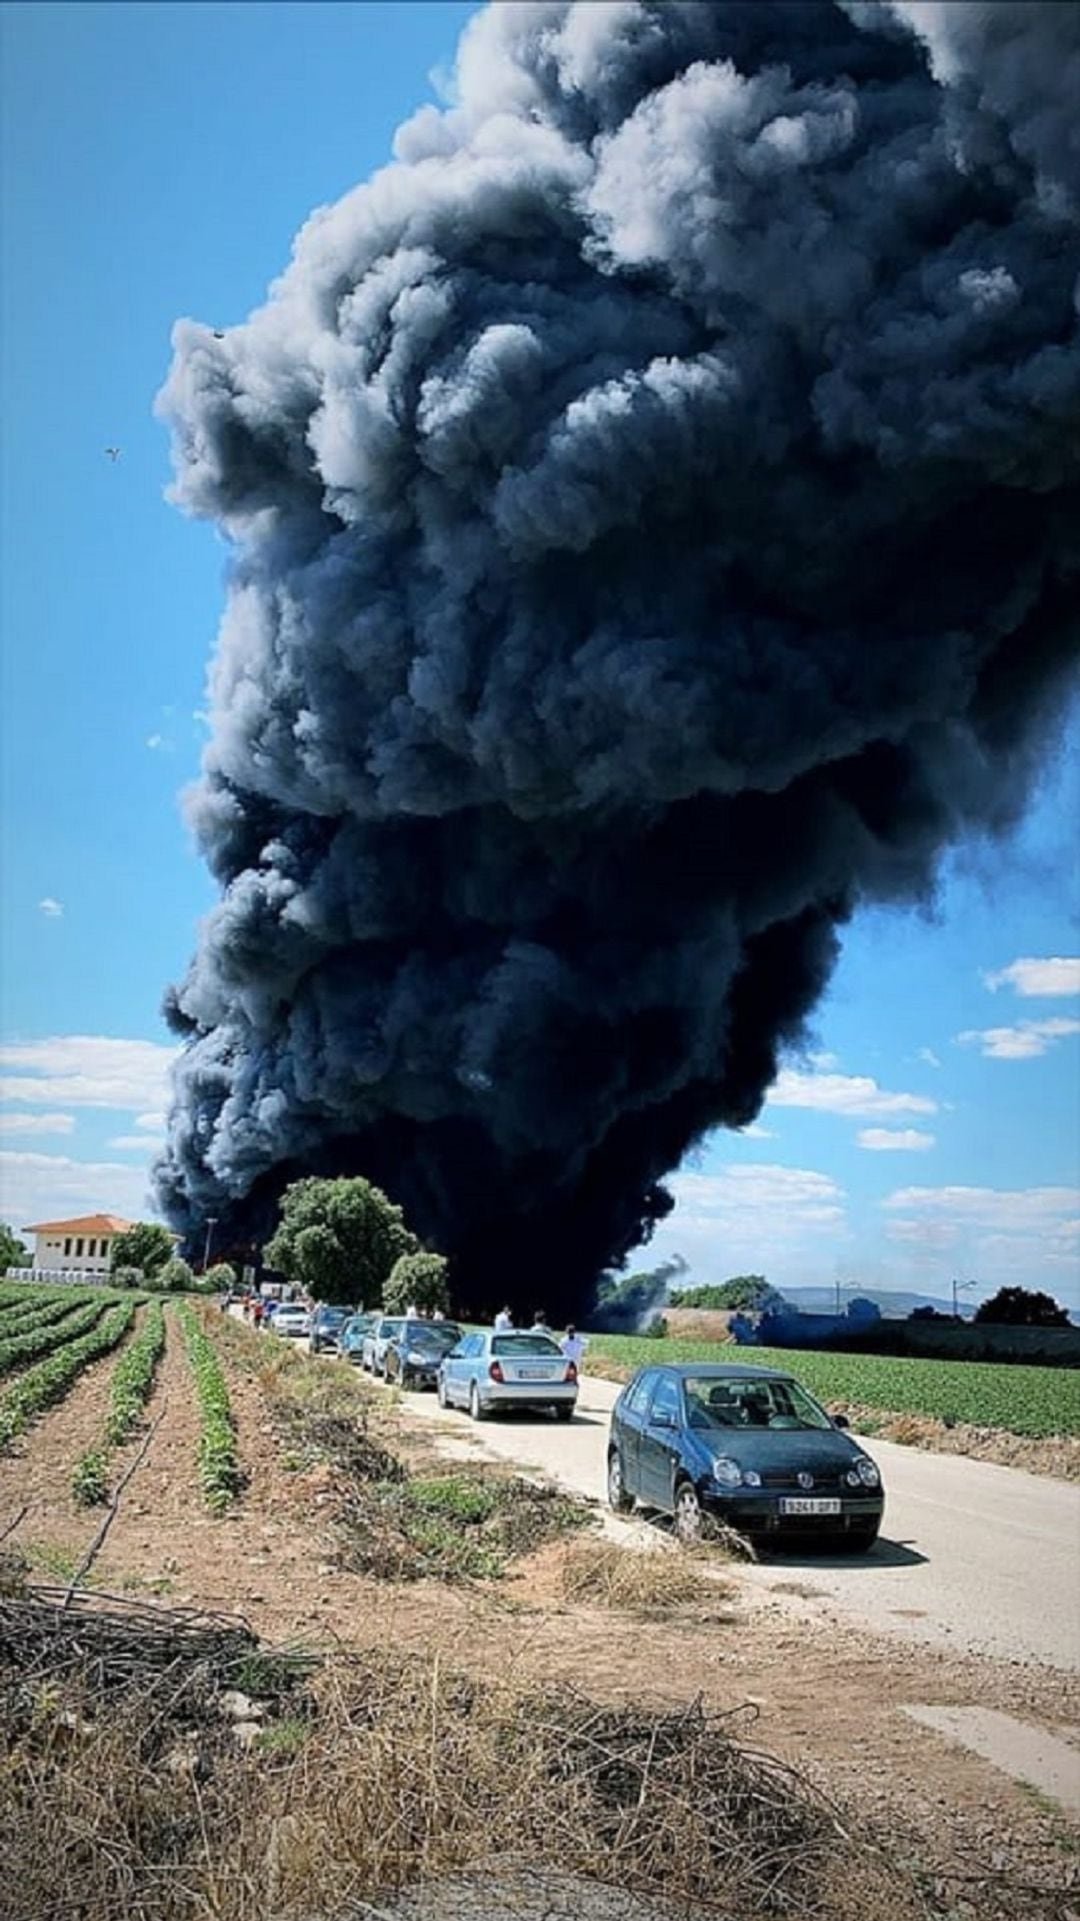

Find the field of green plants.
[{"left": 585, "top": 1334, "right": 1080, "bottom": 1438}]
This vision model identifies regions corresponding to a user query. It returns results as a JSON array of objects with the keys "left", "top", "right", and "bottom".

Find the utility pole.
[
  {"left": 952, "top": 1275, "right": 974, "bottom": 1321},
  {"left": 202, "top": 1216, "right": 218, "bottom": 1275}
]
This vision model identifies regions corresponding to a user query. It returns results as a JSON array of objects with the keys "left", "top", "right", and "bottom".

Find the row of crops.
[
  {"left": 585, "top": 1334, "right": 1080, "bottom": 1438},
  {"left": 0, "top": 1289, "right": 245, "bottom": 1517},
  {"left": 0, "top": 1300, "right": 138, "bottom": 1448}
]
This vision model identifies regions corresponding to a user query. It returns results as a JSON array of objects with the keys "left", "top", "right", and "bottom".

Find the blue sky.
[{"left": 1, "top": 1, "right": 1077, "bottom": 1308}]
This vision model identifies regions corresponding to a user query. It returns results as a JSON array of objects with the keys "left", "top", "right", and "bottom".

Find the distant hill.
[{"left": 773, "top": 1286, "right": 975, "bottom": 1321}]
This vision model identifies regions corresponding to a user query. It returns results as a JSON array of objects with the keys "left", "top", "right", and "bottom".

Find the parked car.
[
  {"left": 606, "top": 1363, "right": 884, "bottom": 1548},
  {"left": 273, "top": 1303, "right": 311, "bottom": 1339},
  {"left": 383, "top": 1321, "right": 463, "bottom": 1389},
  {"left": 309, "top": 1304, "right": 353, "bottom": 1354},
  {"left": 361, "top": 1315, "right": 411, "bottom": 1375},
  {"left": 438, "top": 1330, "right": 578, "bottom": 1421},
  {"left": 340, "top": 1312, "right": 379, "bottom": 1365}
]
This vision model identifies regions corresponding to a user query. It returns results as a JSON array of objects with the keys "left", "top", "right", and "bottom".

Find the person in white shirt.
[
  {"left": 561, "top": 1325, "right": 586, "bottom": 1370},
  {"left": 405, "top": 1303, "right": 419, "bottom": 1319},
  {"left": 494, "top": 1306, "right": 513, "bottom": 1331}
]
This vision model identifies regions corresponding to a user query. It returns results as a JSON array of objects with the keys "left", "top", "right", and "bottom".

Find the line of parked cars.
[{"left": 256, "top": 1295, "right": 885, "bottom": 1551}]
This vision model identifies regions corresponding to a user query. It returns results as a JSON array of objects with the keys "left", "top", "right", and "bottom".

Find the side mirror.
[
  {"left": 832, "top": 1413, "right": 850, "bottom": 1430},
  {"left": 446, "top": 1346, "right": 464, "bottom": 1360},
  {"left": 650, "top": 1408, "right": 675, "bottom": 1430}
]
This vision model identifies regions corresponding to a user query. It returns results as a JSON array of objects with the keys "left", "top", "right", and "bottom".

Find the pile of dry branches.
[{"left": 0, "top": 1585, "right": 926, "bottom": 1921}]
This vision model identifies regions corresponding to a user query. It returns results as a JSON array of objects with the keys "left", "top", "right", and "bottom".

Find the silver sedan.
[{"left": 438, "top": 1330, "right": 578, "bottom": 1421}]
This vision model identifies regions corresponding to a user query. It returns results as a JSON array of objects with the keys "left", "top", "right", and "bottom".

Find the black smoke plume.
[
  {"left": 155, "top": 2, "right": 1080, "bottom": 1320},
  {"left": 593, "top": 1253, "right": 690, "bottom": 1333}
]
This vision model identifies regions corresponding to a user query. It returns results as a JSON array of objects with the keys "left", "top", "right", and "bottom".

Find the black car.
[
  {"left": 383, "top": 1320, "right": 463, "bottom": 1389},
  {"left": 607, "top": 1363, "right": 884, "bottom": 1549},
  {"left": 309, "top": 1305, "right": 352, "bottom": 1354}
]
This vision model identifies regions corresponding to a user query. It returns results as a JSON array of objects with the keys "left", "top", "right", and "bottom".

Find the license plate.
[
  {"left": 518, "top": 1366, "right": 556, "bottom": 1380},
  {"left": 779, "top": 1497, "right": 841, "bottom": 1516}
]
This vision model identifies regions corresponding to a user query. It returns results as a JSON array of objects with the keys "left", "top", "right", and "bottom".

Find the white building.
[{"left": 23, "top": 1213, "right": 136, "bottom": 1278}]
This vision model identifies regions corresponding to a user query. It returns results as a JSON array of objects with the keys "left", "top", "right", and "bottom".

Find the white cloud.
[
  {"left": 884, "top": 1184, "right": 1079, "bottom": 1234},
  {"left": 882, "top": 1184, "right": 1080, "bottom": 1288},
  {"left": 0, "top": 1036, "right": 177, "bottom": 1114},
  {"left": 669, "top": 1163, "right": 847, "bottom": 1234},
  {"left": 134, "top": 1111, "right": 167, "bottom": 1133},
  {"left": 738, "top": 1122, "right": 775, "bottom": 1140},
  {"left": 0, "top": 1151, "right": 158, "bottom": 1229},
  {"left": 984, "top": 956, "right": 1080, "bottom": 998},
  {"left": 107, "top": 1134, "right": 165, "bottom": 1153},
  {"left": 38, "top": 898, "right": 63, "bottom": 919},
  {"left": 956, "top": 1017, "right": 1080, "bottom": 1061},
  {"left": 768, "top": 1068, "right": 937, "bottom": 1118},
  {"left": 0, "top": 1112, "right": 75, "bottom": 1138},
  {"left": 857, "top": 1128, "right": 935, "bottom": 1152},
  {"left": 917, "top": 1047, "right": 941, "bottom": 1069}
]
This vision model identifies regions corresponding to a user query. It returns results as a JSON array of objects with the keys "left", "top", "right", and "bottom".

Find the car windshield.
[
  {"left": 319, "top": 1309, "right": 348, "bottom": 1324},
  {"left": 683, "top": 1375, "right": 833, "bottom": 1432},
  {"left": 492, "top": 1334, "right": 563, "bottom": 1356},
  {"left": 404, "top": 1324, "right": 461, "bottom": 1349},
  {"left": 378, "top": 1319, "right": 408, "bottom": 1337}
]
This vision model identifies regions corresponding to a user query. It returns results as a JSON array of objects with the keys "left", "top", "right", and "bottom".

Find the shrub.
[{"left": 151, "top": 1258, "right": 194, "bottom": 1294}]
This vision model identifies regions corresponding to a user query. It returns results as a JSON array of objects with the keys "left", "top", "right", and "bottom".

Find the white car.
[
  {"left": 438, "top": 1330, "right": 578, "bottom": 1421},
  {"left": 273, "top": 1303, "right": 311, "bottom": 1339}
]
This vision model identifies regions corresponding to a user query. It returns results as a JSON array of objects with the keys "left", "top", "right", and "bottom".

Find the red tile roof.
[{"left": 23, "top": 1214, "right": 136, "bottom": 1236}]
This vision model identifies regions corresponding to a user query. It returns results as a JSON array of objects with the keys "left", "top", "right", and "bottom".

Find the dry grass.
[
  {"left": 0, "top": 1583, "right": 927, "bottom": 1921},
  {"left": 559, "top": 1538, "right": 735, "bottom": 1615}
]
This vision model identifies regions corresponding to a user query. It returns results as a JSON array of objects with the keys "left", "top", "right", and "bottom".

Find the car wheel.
[
  {"left": 469, "top": 1381, "right": 486, "bottom": 1422},
  {"left": 674, "top": 1480, "right": 704, "bottom": 1544},
  {"left": 607, "top": 1449, "right": 634, "bottom": 1514},
  {"left": 554, "top": 1402, "right": 573, "bottom": 1423}
]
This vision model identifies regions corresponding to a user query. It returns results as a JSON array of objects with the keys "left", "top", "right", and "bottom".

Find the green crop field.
[{"left": 585, "top": 1334, "right": 1080, "bottom": 1439}]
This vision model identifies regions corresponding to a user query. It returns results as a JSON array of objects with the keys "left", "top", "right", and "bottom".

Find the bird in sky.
[
  {"left": 212, "top": 331, "right": 225, "bottom": 340},
  {"left": 104, "top": 446, "right": 121, "bottom": 462}
]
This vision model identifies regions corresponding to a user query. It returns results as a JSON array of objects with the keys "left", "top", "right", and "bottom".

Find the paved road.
[{"left": 372, "top": 1365, "right": 1080, "bottom": 1673}]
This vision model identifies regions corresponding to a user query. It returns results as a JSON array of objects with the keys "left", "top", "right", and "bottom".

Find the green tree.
[
  {"left": 974, "top": 1286, "right": 1069, "bottom": 1328},
  {"left": 109, "top": 1222, "right": 176, "bottom": 1280},
  {"left": 154, "top": 1256, "right": 194, "bottom": 1293},
  {"left": 203, "top": 1261, "right": 238, "bottom": 1294},
  {"left": 669, "top": 1276, "right": 776, "bottom": 1312},
  {"left": 0, "top": 1223, "right": 29, "bottom": 1273},
  {"left": 384, "top": 1250, "right": 449, "bottom": 1316},
  {"left": 264, "top": 1176, "right": 416, "bottom": 1308}
]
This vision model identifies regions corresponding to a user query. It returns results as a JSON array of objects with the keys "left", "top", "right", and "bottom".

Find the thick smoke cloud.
[{"left": 156, "top": 1, "right": 1079, "bottom": 1318}]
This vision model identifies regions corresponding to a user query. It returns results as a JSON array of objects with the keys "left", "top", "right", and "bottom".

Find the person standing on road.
[
  {"left": 561, "top": 1325, "right": 586, "bottom": 1371},
  {"left": 494, "top": 1305, "right": 513, "bottom": 1330},
  {"left": 532, "top": 1310, "right": 552, "bottom": 1335}
]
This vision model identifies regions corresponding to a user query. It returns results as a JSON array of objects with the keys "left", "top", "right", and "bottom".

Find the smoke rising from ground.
[{"left": 156, "top": 1, "right": 1079, "bottom": 1319}]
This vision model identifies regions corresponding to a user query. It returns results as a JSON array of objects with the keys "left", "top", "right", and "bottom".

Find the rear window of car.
[{"left": 492, "top": 1335, "right": 562, "bottom": 1356}]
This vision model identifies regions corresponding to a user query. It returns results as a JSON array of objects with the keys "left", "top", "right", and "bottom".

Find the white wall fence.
[{"left": 4, "top": 1267, "right": 144, "bottom": 1286}]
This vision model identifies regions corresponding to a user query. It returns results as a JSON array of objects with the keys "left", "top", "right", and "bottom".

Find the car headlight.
[
  {"left": 855, "top": 1457, "right": 880, "bottom": 1488},
  {"left": 711, "top": 1457, "right": 743, "bottom": 1487}
]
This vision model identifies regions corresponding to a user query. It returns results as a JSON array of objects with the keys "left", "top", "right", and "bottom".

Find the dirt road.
[{"left": 374, "top": 1365, "right": 1080, "bottom": 1673}]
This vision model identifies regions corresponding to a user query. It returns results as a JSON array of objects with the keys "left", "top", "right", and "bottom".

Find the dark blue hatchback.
[{"left": 607, "top": 1363, "right": 884, "bottom": 1549}]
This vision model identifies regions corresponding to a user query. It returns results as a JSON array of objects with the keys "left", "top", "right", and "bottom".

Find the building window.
[
  {"left": 64, "top": 1238, "right": 72, "bottom": 1257},
  {"left": 75, "top": 1238, "right": 84, "bottom": 1257}
]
